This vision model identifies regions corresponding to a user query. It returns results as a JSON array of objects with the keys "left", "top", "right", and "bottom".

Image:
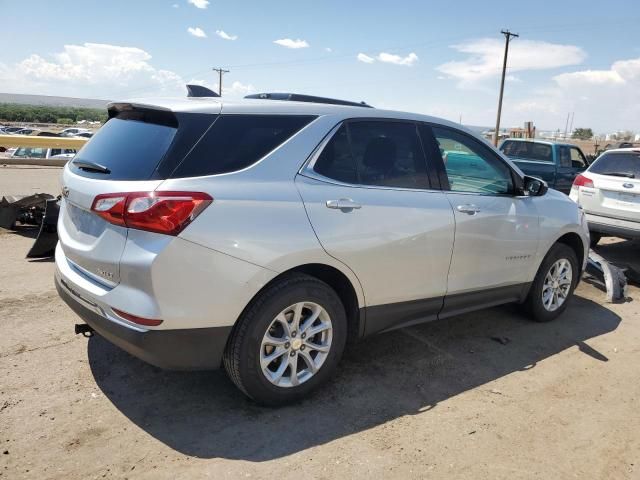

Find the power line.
[
  {"left": 493, "top": 29, "right": 519, "bottom": 146},
  {"left": 212, "top": 67, "right": 230, "bottom": 96}
]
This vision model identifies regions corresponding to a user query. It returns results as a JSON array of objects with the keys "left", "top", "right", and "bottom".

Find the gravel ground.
[{"left": 1, "top": 166, "right": 639, "bottom": 479}]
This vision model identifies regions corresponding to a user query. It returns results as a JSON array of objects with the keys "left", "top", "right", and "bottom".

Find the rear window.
[
  {"left": 501, "top": 141, "right": 552, "bottom": 162},
  {"left": 70, "top": 115, "right": 177, "bottom": 180},
  {"left": 70, "top": 112, "right": 315, "bottom": 180},
  {"left": 590, "top": 152, "right": 640, "bottom": 178},
  {"left": 169, "top": 115, "right": 316, "bottom": 178}
]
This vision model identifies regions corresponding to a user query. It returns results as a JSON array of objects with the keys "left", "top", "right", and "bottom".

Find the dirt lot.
[{"left": 1, "top": 166, "right": 639, "bottom": 479}]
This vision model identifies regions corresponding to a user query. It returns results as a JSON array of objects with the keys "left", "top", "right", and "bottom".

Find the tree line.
[{"left": 0, "top": 103, "right": 108, "bottom": 124}]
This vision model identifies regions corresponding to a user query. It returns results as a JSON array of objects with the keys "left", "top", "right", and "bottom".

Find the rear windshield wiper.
[
  {"left": 598, "top": 171, "right": 635, "bottom": 178},
  {"left": 72, "top": 160, "right": 111, "bottom": 174}
]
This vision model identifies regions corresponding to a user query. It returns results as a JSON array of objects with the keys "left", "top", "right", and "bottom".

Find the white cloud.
[
  {"left": 357, "top": 53, "right": 375, "bottom": 64},
  {"left": 273, "top": 38, "right": 309, "bottom": 49},
  {"left": 377, "top": 52, "right": 418, "bottom": 66},
  {"left": 356, "top": 52, "right": 418, "bottom": 66},
  {"left": 0, "top": 42, "right": 258, "bottom": 100},
  {"left": 187, "top": 0, "right": 209, "bottom": 8},
  {"left": 215, "top": 30, "right": 238, "bottom": 41},
  {"left": 511, "top": 56, "right": 640, "bottom": 131},
  {"left": 187, "top": 27, "right": 207, "bottom": 38},
  {"left": 325, "top": 47, "right": 332, "bottom": 53},
  {"left": 437, "top": 38, "right": 586, "bottom": 87},
  {"left": 172, "top": 3, "right": 179, "bottom": 7}
]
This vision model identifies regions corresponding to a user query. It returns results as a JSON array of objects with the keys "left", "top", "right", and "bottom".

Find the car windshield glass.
[{"left": 590, "top": 152, "right": 640, "bottom": 178}]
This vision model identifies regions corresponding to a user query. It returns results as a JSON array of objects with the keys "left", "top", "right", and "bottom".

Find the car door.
[
  {"left": 296, "top": 120, "right": 455, "bottom": 334},
  {"left": 424, "top": 125, "right": 540, "bottom": 317},
  {"left": 556, "top": 146, "right": 587, "bottom": 194}
]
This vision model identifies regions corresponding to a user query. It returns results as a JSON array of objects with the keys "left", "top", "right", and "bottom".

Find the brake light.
[
  {"left": 91, "top": 191, "right": 212, "bottom": 235},
  {"left": 112, "top": 308, "right": 163, "bottom": 327},
  {"left": 573, "top": 174, "right": 594, "bottom": 188}
]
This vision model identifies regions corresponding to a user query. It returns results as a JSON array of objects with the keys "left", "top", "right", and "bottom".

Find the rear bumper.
[
  {"left": 586, "top": 213, "right": 640, "bottom": 239},
  {"left": 56, "top": 275, "right": 231, "bottom": 370}
]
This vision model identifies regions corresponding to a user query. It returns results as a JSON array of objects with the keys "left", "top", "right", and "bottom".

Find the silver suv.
[{"left": 55, "top": 93, "right": 589, "bottom": 404}]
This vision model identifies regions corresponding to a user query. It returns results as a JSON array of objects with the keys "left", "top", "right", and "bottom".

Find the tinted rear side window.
[
  {"left": 70, "top": 116, "right": 177, "bottom": 180},
  {"left": 170, "top": 115, "right": 316, "bottom": 178},
  {"left": 314, "top": 125, "right": 357, "bottom": 183},
  {"left": 590, "top": 152, "right": 640, "bottom": 177}
]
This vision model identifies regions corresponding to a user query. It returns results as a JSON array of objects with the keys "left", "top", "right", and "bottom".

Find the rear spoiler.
[{"left": 106, "top": 103, "right": 178, "bottom": 128}]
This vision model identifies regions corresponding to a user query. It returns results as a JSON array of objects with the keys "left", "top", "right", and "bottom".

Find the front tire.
[
  {"left": 223, "top": 273, "right": 347, "bottom": 405},
  {"left": 524, "top": 243, "right": 579, "bottom": 322}
]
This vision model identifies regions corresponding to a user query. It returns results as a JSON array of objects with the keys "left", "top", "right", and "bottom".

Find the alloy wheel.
[{"left": 260, "top": 302, "right": 333, "bottom": 388}]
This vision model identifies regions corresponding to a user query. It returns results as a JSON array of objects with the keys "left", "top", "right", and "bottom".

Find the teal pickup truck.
[{"left": 499, "top": 139, "right": 588, "bottom": 194}]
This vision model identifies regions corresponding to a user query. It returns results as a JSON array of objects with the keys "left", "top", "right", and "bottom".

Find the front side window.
[
  {"left": 313, "top": 120, "right": 429, "bottom": 189},
  {"left": 570, "top": 147, "right": 587, "bottom": 168},
  {"left": 433, "top": 127, "right": 513, "bottom": 194}
]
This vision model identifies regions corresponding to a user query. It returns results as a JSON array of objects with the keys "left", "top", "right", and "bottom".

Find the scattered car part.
[
  {"left": 0, "top": 193, "right": 53, "bottom": 229},
  {"left": 27, "top": 198, "right": 60, "bottom": 258},
  {"left": 584, "top": 250, "right": 628, "bottom": 302},
  {"left": 0, "top": 193, "right": 60, "bottom": 258}
]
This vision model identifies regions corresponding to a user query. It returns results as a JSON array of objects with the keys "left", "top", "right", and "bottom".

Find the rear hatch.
[
  {"left": 581, "top": 151, "right": 640, "bottom": 222},
  {"left": 58, "top": 103, "right": 219, "bottom": 286}
]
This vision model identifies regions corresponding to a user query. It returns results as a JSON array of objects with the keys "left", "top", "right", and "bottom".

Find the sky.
[{"left": 1, "top": 0, "right": 639, "bottom": 133}]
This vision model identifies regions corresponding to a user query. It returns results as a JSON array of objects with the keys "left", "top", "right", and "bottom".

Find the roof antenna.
[{"left": 186, "top": 84, "right": 220, "bottom": 98}]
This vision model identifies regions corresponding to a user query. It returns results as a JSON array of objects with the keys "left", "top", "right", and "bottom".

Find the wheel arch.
[
  {"left": 555, "top": 231, "right": 586, "bottom": 271},
  {"left": 239, "top": 263, "right": 364, "bottom": 343}
]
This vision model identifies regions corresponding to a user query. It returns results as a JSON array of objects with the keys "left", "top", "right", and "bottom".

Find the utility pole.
[
  {"left": 493, "top": 29, "right": 519, "bottom": 146},
  {"left": 212, "top": 67, "right": 229, "bottom": 96},
  {"left": 568, "top": 111, "right": 575, "bottom": 138},
  {"left": 563, "top": 112, "right": 570, "bottom": 139}
]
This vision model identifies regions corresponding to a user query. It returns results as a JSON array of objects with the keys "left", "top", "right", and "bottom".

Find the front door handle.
[
  {"left": 326, "top": 198, "right": 362, "bottom": 210},
  {"left": 456, "top": 204, "right": 481, "bottom": 215}
]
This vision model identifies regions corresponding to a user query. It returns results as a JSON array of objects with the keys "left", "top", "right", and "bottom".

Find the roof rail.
[
  {"left": 244, "top": 92, "right": 372, "bottom": 108},
  {"left": 186, "top": 84, "right": 220, "bottom": 98}
]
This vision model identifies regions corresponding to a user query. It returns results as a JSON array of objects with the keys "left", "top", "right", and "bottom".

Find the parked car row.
[{"left": 499, "top": 138, "right": 639, "bottom": 245}]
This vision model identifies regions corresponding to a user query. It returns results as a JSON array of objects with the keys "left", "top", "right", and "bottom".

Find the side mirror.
[{"left": 523, "top": 175, "right": 548, "bottom": 196}]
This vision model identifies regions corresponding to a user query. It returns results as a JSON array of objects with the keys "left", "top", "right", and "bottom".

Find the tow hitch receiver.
[{"left": 75, "top": 324, "right": 94, "bottom": 337}]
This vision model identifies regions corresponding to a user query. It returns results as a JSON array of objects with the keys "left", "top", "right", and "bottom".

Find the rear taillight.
[
  {"left": 573, "top": 174, "right": 594, "bottom": 188},
  {"left": 91, "top": 191, "right": 212, "bottom": 235}
]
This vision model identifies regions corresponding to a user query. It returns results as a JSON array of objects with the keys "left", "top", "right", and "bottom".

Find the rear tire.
[
  {"left": 223, "top": 273, "right": 347, "bottom": 405},
  {"left": 524, "top": 243, "right": 579, "bottom": 322}
]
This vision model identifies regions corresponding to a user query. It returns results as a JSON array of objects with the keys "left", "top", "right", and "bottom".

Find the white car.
[
  {"left": 60, "top": 127, "right": 91, "bottom": 137},
  {"left": 55, "top": 92, "right": 589, "bottom": 404},
  {"left": 11, "top": 146, "right": 77, "bottom": 159},
  {"left": 570, "top": 148, "right": 639, "bottom": 245}
]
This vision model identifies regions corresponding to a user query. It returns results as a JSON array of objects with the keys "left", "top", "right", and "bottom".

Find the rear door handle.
[
  {"left": 326, "top": 198, "right": 362, "bottom": 210},
  {"left": 456, "top": 204, "right": 481, "bottom": 215}
]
